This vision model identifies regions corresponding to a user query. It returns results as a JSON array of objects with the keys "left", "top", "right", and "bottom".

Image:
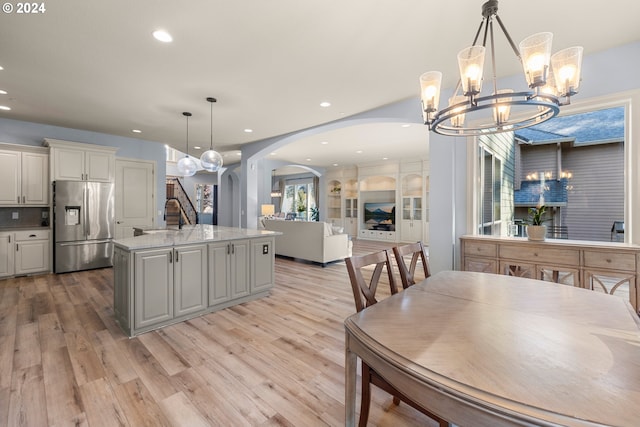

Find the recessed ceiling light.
[
  {"left": 320, "top": 141, "right": 328, "bottom": 145},
  {"left": 132, "top": 129, "right": 141, "bottom": 133},
  {"left": 152, "top": 30, "right": 173, "bottom": 43},
  {"left": 0, "top": 66, "right": 4, "bottom": 71},
  {"left": 356, "top": 150, "right": 363, "bottom": 154},
  {"left": 382, "top": 157, "right": 389, "bottom": 160},
  {"left": 193, "top": 146, "right": 201, "bottom": 150},
  {"left": 320, "top": 101, "right": 331, "bottom": 108},
  {"left": 333, "top": 163, "right": 339, "bottom": 167},
  {"left": 401, "top": 124, "right": 411, "bottom": 128},
  {"left": 270, "top": 152, "right": 277, "bottom": 156},
  {"left": 0, "top": 105, "right": 11, "bottom": 111},
  {"left": 306, "top": 158, "right": 312, "bottom": 162},
  {"left": 244, "top": 128, "right": 253, "bottom": 133},
  {"left": 236, "top": 152, "right": 242, "bottom": 156},
  {"left": 0, "top": 90, "right": 7, "bottom": 95}
]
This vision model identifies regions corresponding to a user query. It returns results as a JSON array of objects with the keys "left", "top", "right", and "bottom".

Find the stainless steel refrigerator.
[{"left": 53, "top": 180, "right": 115, "bottom": 273}]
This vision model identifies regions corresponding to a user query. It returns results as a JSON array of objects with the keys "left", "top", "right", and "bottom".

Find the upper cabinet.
[
  {"left": 45, "top": 138, "right": 117, "bottom": 182},
  {"left": 0, "top": 146, "right": 49, "bottom": 206}
]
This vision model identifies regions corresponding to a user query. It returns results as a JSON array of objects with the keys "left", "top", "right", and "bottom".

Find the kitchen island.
[{"left": 113, "top": 225, "right": 279, "bottom": 337}]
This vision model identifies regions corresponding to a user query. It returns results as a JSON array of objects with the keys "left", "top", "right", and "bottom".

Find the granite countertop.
[{"left": 113, "top": 224, "right": 280, "bottom": 251}]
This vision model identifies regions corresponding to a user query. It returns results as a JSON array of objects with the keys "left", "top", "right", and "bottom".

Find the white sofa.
[{"left": 263, "top": 219, "right": 352, "bottom": 266}]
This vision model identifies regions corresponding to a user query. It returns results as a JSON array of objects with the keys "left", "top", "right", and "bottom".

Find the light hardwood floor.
[{"left": 0, "top": 239, "right": 438, "bottom": 427}]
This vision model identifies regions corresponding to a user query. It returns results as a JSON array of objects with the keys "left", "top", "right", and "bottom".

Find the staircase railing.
[{"left": 166, "top": 177, "right": 198, "bottom": 225}]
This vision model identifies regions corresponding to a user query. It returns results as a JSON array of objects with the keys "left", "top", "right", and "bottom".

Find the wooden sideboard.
[{"left": 460, "top": 235, "right": 640, "bottom": 312}]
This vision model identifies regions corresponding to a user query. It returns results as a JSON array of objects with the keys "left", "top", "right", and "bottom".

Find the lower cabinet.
[
  {"left": 208, "top": 240, "right": 250, "bottom": 305},
  {"left": 0, "top": 232, "right": 14, "bottom": 278},
  {"left": 114, "top": 235, "right": 276, "bottom": 337},
  {"left": 0, "top": 229, "right": 50, "bottom": 278},
  {"left": 134, "top": 244, "right": 207, "bottom": 330},
  {"left": 461, "top": 235, "right": 640, "bottom": 311},
  {"left": 15, "top": 230, "right": 50, "bottom": 275}
]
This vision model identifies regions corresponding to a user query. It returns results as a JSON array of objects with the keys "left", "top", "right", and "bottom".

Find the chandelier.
[
  {"left": 200, "top": 97, "right": 224, "bottom": 172},
  {"left": 270, "top": 169, "right": 282, "bottom": 198},
  {"left": 420, "top": 0, "right": 583, "bottom": 137}
]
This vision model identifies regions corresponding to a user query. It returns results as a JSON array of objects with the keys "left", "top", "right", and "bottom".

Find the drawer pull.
[
  {"left": 29, "top": 234, "right": 37, "bottom": 238},
  {"left": 606, "top": 259, "right": 612, "bottom": 263},
  {"left": 533, "top": 253, "right": 539, "bottom": 257}
]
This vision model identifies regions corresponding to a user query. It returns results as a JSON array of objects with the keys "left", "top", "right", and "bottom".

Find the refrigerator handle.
[{"left": 84, "top": 186, "right": 90, "bottom": 238}]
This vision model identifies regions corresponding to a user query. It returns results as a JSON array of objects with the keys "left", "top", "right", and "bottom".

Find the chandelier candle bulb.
[
  {"left": 449, "top": 96, "right": 467, "bottom": 128},
  {"left": 420, "top": 71, "right": 442, "bottom": 120},
  {"left": 458, "top": 46, "right": 485, "bottom": 96},
  {"left": 520, "top": 32, "right": 553, "bottom": 87},
  {"left": 551, "top": 46, "right": 583, "bottom": 97}
]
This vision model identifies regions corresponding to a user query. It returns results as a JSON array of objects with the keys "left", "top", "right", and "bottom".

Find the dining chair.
[
  {"left": 392, "top": 241, "right": 431, "bottom": 289},
  {"left": 345, "top": 250, "right": 446, "bottom": 427}
]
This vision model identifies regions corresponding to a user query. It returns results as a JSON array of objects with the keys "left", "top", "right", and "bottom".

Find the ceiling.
[{"left": 1, "top": 0, "right": 639, "bottom": 168}]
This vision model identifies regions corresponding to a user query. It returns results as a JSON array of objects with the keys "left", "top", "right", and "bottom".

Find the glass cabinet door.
[
  {"left": 402, "top": 198, "right": 411, "bottom": 220},
  {"left": 413, "top": 198, "right": 422, "bottom": 220}
]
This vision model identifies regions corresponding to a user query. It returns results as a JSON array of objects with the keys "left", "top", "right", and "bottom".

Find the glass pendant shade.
[
  {"left": 493, "top": 89, "right": 514, "bottom": 125},
  {"left": 177, "top": 156, "right": 198, "bottom": 177},
  {"left": 420, "top": 71, "right": 442, "bottom": 118},
  {"left": 457, "top": 46, "right": 485, "bottom": 95},
  {"left": 448, "top": 96, "right": 467, "bottom": 128},
  {"left": 519, "top": 32, "right": 553, "bottom": 88},
  {"left": 551, "top": 46, "right": 583, "bottom": 97},
  {"left": 200, "top": 150, "right": 223, "bottom": 172}
]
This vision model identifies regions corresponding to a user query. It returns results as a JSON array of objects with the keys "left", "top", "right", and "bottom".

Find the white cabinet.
[
  {"left": 45, "top": 138, "right": 117, "bottom": 182},
  {"left": 133, "top": 244, "right": 207, "bottom": 330},
  {"left": 208, "top": 239, "right": 250, "bottom": 306},
  {"left": 173, "top": 245, "right": 208, "bottom": 318},
  {"left": 134, "top": 248, "right": 174, "bottom": 329},
  {"left": 400, "top": 173, "right": 423, "bottom": 243},
  {"left": 0, "top": 149, "right": 49, "bottom": 205},
  {"left": 401, "top": 196, "right": 423, "bottom": 242},
  {"left": 14, "top": 229, "right": 50, "bottom": 275},
  {"left": 0, "top": 232, "right": 14, "bottom": 278}
]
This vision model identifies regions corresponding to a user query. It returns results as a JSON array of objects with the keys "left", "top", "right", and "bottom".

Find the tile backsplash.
[{"left": 0, "top": 207, "right": 50, "bottom": 228}]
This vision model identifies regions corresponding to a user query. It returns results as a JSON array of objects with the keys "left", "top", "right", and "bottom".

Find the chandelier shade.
[
  {"left": 200, "top": 97, "right": 224, "bottom": 172},
  {"left": 176, "top": 112, "right": 198, "bottom": 177},
  {"left": 420, "top": 0, "right": 583, "bottom": 137}
]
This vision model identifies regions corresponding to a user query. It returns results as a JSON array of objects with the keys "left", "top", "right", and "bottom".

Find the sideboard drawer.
[
  {"left": 500, "top": 244, "right": 580, "bottom": 266},
  {"left": 584, "top": 250, "right": 636, "bottom": 272},
  {"left": 464, "top": 241, "right": 497, "bottom": 257}
]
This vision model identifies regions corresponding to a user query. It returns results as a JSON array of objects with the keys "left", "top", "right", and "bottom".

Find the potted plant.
[{"left": 525, "top": 204, "right": 549, "bottom": 241}]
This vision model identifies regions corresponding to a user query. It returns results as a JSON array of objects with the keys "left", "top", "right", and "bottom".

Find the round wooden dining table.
[{"left": 344, "top": 270, "right": 640, "bottom": 426}]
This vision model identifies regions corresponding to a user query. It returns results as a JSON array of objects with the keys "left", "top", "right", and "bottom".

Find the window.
[
  {"left": 282, "top": 181, "right": 316, "bottom": 221},
  {"left": 477, "top": 144, "right": 505, "bottom": 236},
  {"left": 473, "top": 105, "right": 626, "bottom": 242}
]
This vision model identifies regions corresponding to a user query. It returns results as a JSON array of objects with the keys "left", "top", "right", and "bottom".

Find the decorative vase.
[{"left": 526, "top": 225, "right": 547, "bottom": 241}]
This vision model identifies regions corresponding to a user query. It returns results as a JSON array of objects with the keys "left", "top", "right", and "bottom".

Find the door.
[
  {"left": 173, "top": 245, "right": 207, "bottom": 317},
  {"left": 86, "top": 182, "right": 115, "bottom": 240},
  {"left": 53, "top": 181, "right": 86, "bottom": 242},
  {"left": 15, "top": 240, "right": 49, "bottom": 274},
  {"left": 230, "top": 240, "right": 250, "bottom": 298},
  {"left": 21, "top": 152, "right": 49, "bottom": 205},
  {"left": 115, "top": 159, "right": 154, "bottom": 238},
  {"left": 0, "top": 233, "right": 14, "bottom": 277},
  {"left": 134, "top": 248, "right": 173, "bottom": 329},
  {"left": 208, "top": 242, "right": 230, "bottom": 306},
  {"left": 0, "top": 150, "right": 20, "bottom": 204}
]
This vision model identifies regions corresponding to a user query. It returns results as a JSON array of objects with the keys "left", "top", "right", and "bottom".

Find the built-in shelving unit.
[{"left": 327, "top": 179, "right": 342, "bottom": 225}]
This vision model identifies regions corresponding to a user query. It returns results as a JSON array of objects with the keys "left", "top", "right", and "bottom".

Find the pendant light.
[
  {"left": 200, "top": 97, "right": 224, "bottom": 172},
  {"left": 176, "top": 112, "right": 198, "bottom": 177}
]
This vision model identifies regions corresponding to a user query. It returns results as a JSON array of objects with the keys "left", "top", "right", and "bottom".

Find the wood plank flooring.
[{"left": 0, "top": 239, "right": 438, "bottom": 426}]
